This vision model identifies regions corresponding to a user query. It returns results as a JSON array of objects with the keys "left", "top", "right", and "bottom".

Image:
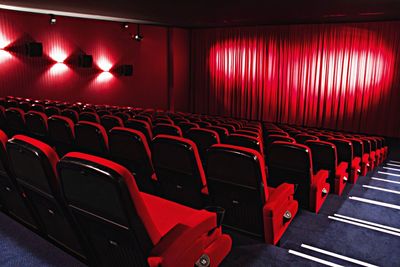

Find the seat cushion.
[{"left": 141, "top": 192, "right": 216, "bottom": 238}]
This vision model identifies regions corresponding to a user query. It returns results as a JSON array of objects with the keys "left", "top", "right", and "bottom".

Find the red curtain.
[{"left": 190, "top": 22, "right": 400, "bottom": 138}]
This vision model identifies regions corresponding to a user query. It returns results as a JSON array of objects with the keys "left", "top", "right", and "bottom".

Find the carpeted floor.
[{"left": 0, "top": 143, "right": 399, "bottom": 266}]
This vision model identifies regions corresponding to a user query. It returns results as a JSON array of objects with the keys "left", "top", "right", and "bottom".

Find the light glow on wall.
[
  {"left": 49, "top": 47, "right": 68, "bottom": 63},
  {"left": 96, "top": 71, "right": 113, "bottom": 83},
  {"left": 0, "top": 33, "right": 10, "bottom": 49},
  {"left": 97, "top": 57, "right": 113, "bottom": 72}
]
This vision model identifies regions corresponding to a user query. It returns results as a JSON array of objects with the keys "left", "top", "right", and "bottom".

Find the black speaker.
[
  {"left": 26, "top": 42, "right": 43, "bottom": 57},
  {"left": 117, "top": 64, "right": 133, "bottom": 76},
  {"left": 78, "top": 55, "right": 93, "bottom": 68}
]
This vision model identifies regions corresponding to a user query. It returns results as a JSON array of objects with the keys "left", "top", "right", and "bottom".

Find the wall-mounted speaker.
[
  {"left": 78, "top": 55, "right": 93, "bottom": 68},
  {"left": 117, "top": 64, "right": 133, "bottom": 76},
  {"left": 25, "top": 42, "right": 43, "bottom": 57}
]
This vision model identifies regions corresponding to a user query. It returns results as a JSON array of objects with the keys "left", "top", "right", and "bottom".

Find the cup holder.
[{"left": 205, "top": 206, "right": 225, "bottom": 227}]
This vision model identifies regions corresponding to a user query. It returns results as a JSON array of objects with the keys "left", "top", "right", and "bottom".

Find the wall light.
[{"left": 122, "top": 22, "right": 129, "bottom": 29}]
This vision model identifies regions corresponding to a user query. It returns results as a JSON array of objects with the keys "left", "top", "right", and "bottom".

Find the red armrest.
[
  {"left": 362, "top": 154, "right": 369, "bottom": 164},
  {"left": 149, "top": 211, "right": 217, "bottom": 267},
  {"left": 352, "top": 157, "right": 361, "bottom": 169},
  {"left": 264, "top": 183, "right": 294, "bottom": 216},
  {"left": 336, "top": 162, "right": 348, "bottom": 176},
  {"left": 312, "top": 170, "right": 329, "bottom": 187}
]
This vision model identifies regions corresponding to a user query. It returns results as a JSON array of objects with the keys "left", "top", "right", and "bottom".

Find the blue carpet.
[{"left": 0, "top": 212, "right": 85, "bottom": 267}]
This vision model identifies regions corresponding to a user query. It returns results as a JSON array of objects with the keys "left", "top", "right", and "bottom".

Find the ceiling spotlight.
[
  {"left": 133, "top": 33, "right": 143, "bottom": 41},
  {"left": 133, "top": 24, "right": 143, "bottom": 42},
  {"left": 49, "top": 14, "right": 56, "bottom": 25},
  {"left": 122, "top": 23, "right": 129, "bottom": 29}
]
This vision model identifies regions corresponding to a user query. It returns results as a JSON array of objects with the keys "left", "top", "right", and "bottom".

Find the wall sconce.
[
  {"left": 49, "top": 14, "right": 56, "bottom": 25},
  {"left": 132, "top": 24, "right": 143, "bottom": 41}
]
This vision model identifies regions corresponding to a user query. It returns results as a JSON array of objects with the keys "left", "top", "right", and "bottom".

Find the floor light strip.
[
  {"left": 288, "top": 250, "right": 344, "bottom": 267},
  {"left": 301, "top": 244, "right": 379, "bottom": 267},
  {"left": 389, "top": 160, "right": 400, "bottom": 164},
  {"left": 387, "top": 163, "right": 400, "bottom": 168},
  {"left": 333, "top": 214, "right": 400, "bottom": 233},
  {"left": 349, "top": 196, "right": 400, "bottom": 210},
  {"left": 362, "top": 185, "right": 400, "bottom": 195},
  {"left": 382, "top": 167, "right": 400, "bottom": 172},
  {"left": 328, "top": 216, "right": 400, "bottom": 237},
  {"left": 371, "top": 177, "right": 400, "bottom": 185},
  {"left": 377, "top": 171, "right": 400, "bottom": 177}
]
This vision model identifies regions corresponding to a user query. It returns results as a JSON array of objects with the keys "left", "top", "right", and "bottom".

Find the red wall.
[{"left": 0, "top": 9, "right": 190, "bottom": 110}]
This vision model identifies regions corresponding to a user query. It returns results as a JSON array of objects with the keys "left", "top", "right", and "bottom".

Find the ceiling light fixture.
[
  {"left": 132, "top": 24, "right": 143, "bottom": 41},
  {"left": 49, "top": 14, "right": 56, "bottom": 25}
]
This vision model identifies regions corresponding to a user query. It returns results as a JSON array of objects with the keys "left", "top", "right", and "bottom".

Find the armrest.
[
  {"left": 362, "top": 154, "right": 369, "bottom": 163},
  {"left": 264, "top": 183, "right": 294, "bottom": 216},
  {"left": 336, "top": 162, "right": 348, "bottom": 176},
  {"left": 311, "top": 170, "right": 329, "bottom": 188},
  {"left": 352, "top": 157, "right": 361, "bottom": 168}
]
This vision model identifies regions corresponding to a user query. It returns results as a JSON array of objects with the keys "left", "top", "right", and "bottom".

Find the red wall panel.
[{"left": 0, "top": 9, "right": 190, "bottom": 110}]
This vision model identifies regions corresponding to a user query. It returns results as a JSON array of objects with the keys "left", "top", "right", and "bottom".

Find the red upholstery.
[
  {"left": 336, "top": 161, "right": 349, "bottom": 195},
  {"left": 63, "top": 152, "right": 232, "bottom": 267},
  {"left": 310, "top": 170, "right": 330, "bottom": 213}
]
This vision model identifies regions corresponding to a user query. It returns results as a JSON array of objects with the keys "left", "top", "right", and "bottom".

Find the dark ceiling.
[{"left": 1, "top": 0, "right": 400, "bottom": 27}]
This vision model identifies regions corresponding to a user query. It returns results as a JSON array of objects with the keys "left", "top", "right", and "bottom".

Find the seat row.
[
  {"left": 0, "top": 130, "right": 232, "bottom": 267},
  {"left": 0, "top": 108, "right": 299, "bottom": 246}
]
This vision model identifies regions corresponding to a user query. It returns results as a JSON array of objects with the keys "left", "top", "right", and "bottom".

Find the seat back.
[
  {"left": 61, "top": 109, "right": 79, "bottom": 123},
  {"left": 348, "top": 138, "right": 364, "bottom": 158},
  {"left": 328, "top": 138, "right": 353, "bottom": 174},
  {"left": 113, "top": 112, "right": 131, "bottom": 122},
  {"left": 48, "top": 115, "right": 75, "bottom": 157},
  {"left": 295, "top": 134, "right": 319, "bottom": 144},
  {"left": 153, "top": 124, "right": 182, "bottom": 137},
  {"left": 75, "top": 122, "right": 109, "bottom": 157},
  {"left": 57, "top": 153, "right": 154, "bottom": 266},
  {"left": 125, "top": 119, "right": 153, "bottom": 145},
  {"left": 101, "top": 115, "right": 124, "bottom": 132},
  {"left": 0, "top": 130, "right": 38, "bottom": 229},
  {"left": 360, "top": 138, "right": 371, "bottom": 154},
  {"left": 186, "top": 128, "right": 220, "bottom": 164},
  {"left": 79, "top": 112, "right": 100, "bottom": 123},
  {"left": 25, "top": 111, "right": 48, "bottom": 142},
  {"left": 152, "top": 135, "right": 207, "bottom": 208},
  {"left": 177, "top": 122, "right": 199, "bottom": 135},
  {"left": 5, "top": 108, "right": 26, "bottom": 136},
  {"left": 6, "top": 135, "right": 84, "bottom": 256},
  {"left": 45, "top": 106, "right": 61, "bottom": 117},
  {"left": 206, "top": 126, "right": 229, "bottom": 142},
  {"left": 226, "top": 134, "right": 263, "bottom": 154},
  {"left": 265, "top": 135, "right": 295, "bottom": 153},
  {"left": 19, "top": 102, "right": 31, "bottom": 112},
  {"left": 268, "top": 142, "right": 312, "bottom": 208},
  {"left": 109, "top": 127, "right": 156, "bottom": 194},
  {"left": 206, "top": 144, "right": 267, "bottom": 238}
]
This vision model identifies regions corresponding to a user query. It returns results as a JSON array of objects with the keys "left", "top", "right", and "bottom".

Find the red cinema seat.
[
  {"left": 186, "top": 128, "right": 220, "bottom": 165},
  {"left": 153, "top": 118, "right": 174, "bottom": 126},
  {"left": 5, "top": 107, "right": 26, "bottom": 136},
  {"left": 226, "top": 134, "right": 264, "bottom": 156},
  {"left": 125, "top": 119, "right": 153, "bottom": 145},
  {"left": 134, "top": 114, "right": 153, "bottom": 125},
  {"left": 48, "top": 115, "right": 75, "bottom": 157},
  {"left": 206, "top": 144, "right": 298, "bottom": 244},
  {"left": 268, "top": 142, "right": 330, "bottom": 213},
  {"left": 25, "top": 111, "right": 48, "bottom": 142},
  {"left": 113, "top": 112, "right": 131, "bottom": 122},
  {"left": 97, "top": 110, "right": 111, "bottom": 117},
  {"left": 0, "top": 106, "right": 5, "bottom": 133},
  {"left": 348, "top": 138, "right": 364, "bottom": 182},
  {"left": 6, "top": 135, "right": 85, "bottom": 258},
  {"left": 0, "top": 130, "right": 38, "bottom": 229},
  {"left": 295, "top": 134, "right": 319, "bottom": 145},
  {"left": 305, "top": 140, "right": 349, "bottom": 195},
  {"left": 31, "top": 104, "right": 46, "bottom": 113},
  {"left": 329, "top": 138, "right": 361, "bottom": 184},
  {"left": 61, "top": 109, "right": 79, "bottom": 123},
  {"left": 109, "top": 127, "right": 157, "bottom": 194},
  {"left": 75, "top": 122, "right": 109, "bottom": 157},
  {"left": 79, "top": 112, "right": 100, "bottom": 123},
  {"left": 235, "top": 129, "right": 261, "bottom": 139},
  {"left": 153, "top": 124, "right": 182, "bottom": 138},
  {"left": 177, "top": 122, "right": 199, "bottom": 135},
  {"left": 18, "top": 101, "right": 31, "bottom": 112},
  {"left": 152, "top": 135, "right": 208, "bottom": 209},
  {"left": 206, "top": 126, "right": 229, "bottom": 143},
  {"left": 57, "top": 152, "right": 231, "bottom": 267},
  {"left": 360, "top": 138, "right": 373, "bottom": 173},
  {"left": 100, "top": 115, "right": 124, "bottom": 132},
  {"left": 44, "top": 106, "right": 61, "bottom": 117}
]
